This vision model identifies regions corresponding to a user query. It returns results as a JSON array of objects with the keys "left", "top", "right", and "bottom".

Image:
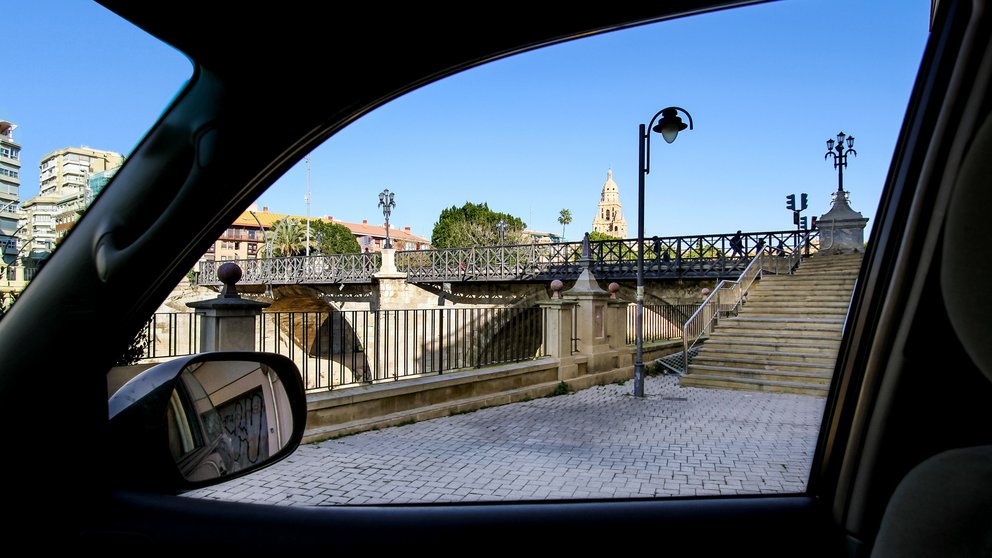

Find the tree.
[
  {"left": 588, "top": 230, "right": 619, "bottom": 242},
  {"left": 307, "top": 219, "right": 361, "bottom": 254},
  {"left": 557, "top": 208, "right": 572, "bottom": 241},
  {"left": 431, "top": 202, "right": 527, "bottom": 248},
  {"left": 271, "top": 218, "right": 306, "bottom": 256}
]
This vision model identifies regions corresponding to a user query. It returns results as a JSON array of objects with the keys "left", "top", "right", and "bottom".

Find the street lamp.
[
  {"left": 378, "top": 188, "right": 396, "bottom": 249},
  {"left": 496, "top": 219, "right": 509, "bottom": 245},
  {"left": 824, "top": 132, "right": 856, "bottom": 194},
  {"left": 634, "top": 106, "right": 693, "bottom": 398}
]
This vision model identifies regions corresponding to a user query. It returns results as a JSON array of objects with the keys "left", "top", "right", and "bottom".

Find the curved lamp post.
[
  {"left": 824, "top": 132, "right": 856, "bottom": 194},
  {"left": 378, "top": 189, "right": 396, "bottom": 249},
  {"left": 634, "top": 106, "right": 693, "bottom": 398}
]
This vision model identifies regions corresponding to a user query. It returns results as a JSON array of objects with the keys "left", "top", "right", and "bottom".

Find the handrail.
[{"left": 681, "top": 253, "right": 767, "bottom": 373}]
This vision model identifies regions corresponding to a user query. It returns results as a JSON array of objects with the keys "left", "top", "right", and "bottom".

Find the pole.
[
  {"left": 837, "top": 152, "right": 844, "bottom": 193},
  {"left": 634, "top": 124, "right": 646, "bottom": 398},
  {"left": 305, "top": 155, "right": 311, "bottom": 256}
]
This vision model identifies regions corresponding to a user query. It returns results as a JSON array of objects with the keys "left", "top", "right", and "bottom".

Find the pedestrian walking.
[{"left": 729, "top": 230, "right": 744, "bottom": 258}]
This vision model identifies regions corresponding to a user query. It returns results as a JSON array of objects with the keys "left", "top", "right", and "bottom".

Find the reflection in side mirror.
[
  {"left": 108, "top": 352, "right": 305, "bottom": 492},
  {"left": 167, "top": 361, "right": 294, "bottom": 482}
]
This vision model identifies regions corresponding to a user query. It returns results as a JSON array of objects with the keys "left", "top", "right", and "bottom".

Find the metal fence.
[
  {"left": 138, "top": 307, "right": 548, "bottom": 392},
  {"left": 197, "top": 252, "right": 382, "bottom": 285},
  {"left": 142, "top": 312, "right": 200, "bottom": 360},
  {"left": 626, "top": 304, "right": 698, "bottom": 345},
  {"left": 194, "top": 229, "right": 819, "bottom": 286}
]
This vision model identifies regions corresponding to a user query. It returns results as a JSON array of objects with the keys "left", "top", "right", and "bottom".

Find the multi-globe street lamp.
[
  {"left": 496, "top": 219, "right": 509, "bottom": 245},
  {"left": 824, "top": 132, "right": 856, "bottom": 194},
  {"left": 378, "top": 188, "right": 396, "bottom": 249},
  {"left": 634, "top": 106, "right": 693, "bottom": 398}
]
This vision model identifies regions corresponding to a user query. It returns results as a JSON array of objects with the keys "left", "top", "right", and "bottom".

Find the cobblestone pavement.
[{"left": 185, "top": 375, "right": 826, "bottom": 506}]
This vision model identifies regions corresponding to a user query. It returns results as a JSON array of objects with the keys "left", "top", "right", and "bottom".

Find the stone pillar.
[
  {"left": 817, "top": 190, "right": 869, "bottom": 254},
  {"left": 373, "top": 248, "right": 410, "bottom": 311},
  {"left": 605, "top": 283, "right": 628, "bottom": 351},
  {"left": 538, "top": 280, "right": 581, "bottom": 380},
  {"left": 187, "top": 263, "right": 269, "bottom": 351},
  {"left": 562, "top": 267, "right": 617, "bottom": 374},
  {"left": 536, "top": 299, "right": 577, "bottom": 359}
]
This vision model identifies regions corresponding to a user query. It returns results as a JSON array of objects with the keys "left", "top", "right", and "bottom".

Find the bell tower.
[{"left": 591, "top": 169, "right": 628, "bottom": 238}]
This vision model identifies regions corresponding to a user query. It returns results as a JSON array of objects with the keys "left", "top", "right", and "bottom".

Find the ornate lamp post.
[
  {"left": 496, "top": 219, "right": 509, "bottom": 245},
  {"left": 634, "top": 106, "right": 693, "bottom": 398},
  {"left": 824, "top": 132, "right": 856, "bottom": 195},
  {"left": 378, "top": 188, "right": 396, "bottom": 249}
]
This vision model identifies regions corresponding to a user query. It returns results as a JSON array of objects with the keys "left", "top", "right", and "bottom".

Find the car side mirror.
[{"left": 108, "top": 352, "right": 306, "bottom": 492}]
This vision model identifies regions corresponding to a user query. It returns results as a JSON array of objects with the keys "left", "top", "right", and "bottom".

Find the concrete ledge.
[{"left": 305, "top": 358, "right": 562, "bottom": 439}]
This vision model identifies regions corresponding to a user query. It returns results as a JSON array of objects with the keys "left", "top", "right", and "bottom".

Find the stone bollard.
[
  {"left": 187, "top": 262, "right": 270, "bottom": 351},
  {"left": 817, "top": 189, "right": 869, "bottom": 254}
]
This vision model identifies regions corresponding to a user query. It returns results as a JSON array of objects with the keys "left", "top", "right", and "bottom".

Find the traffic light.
[
  {"left": 811, "top": 217, "right": 818, "bottom": 230},
  {"left": 786, "top": 194, "right": 796, "bottom": 211},
  {"left": 800, "top": 193, "right": 808, "bottom": 211},
  {"left": 800, "top": 216, "right": 808, "bottom": 230},
  {"left": 793, "top": 211, "right": 800, "bottom": 225}
]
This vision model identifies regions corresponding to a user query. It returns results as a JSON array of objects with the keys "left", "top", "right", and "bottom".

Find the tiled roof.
[{"left": 232, "top": 210, "right": 430, "bottom": 243}]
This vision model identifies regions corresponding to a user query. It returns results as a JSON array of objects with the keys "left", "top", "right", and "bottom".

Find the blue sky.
[{"left": 4, "top": 1, "right": 930, "bottom": 242}]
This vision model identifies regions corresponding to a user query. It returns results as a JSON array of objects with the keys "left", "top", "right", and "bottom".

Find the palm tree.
[
  {"left": 557, "top": 208, "right": 572, "bottom": 241},
  {"left": 271, "top": 218, "right": 305, "bottom": 256}
]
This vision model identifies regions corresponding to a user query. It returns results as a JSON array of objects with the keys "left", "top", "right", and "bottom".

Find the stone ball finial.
[
  {"left": 550, "top": 279, "right": 564, "bottom": 300},
  {"left": 608, "top": 282, "right": 621, "bottom": 299},
  {"left": 218, "top": 262, "right": 243, "bottom": 298}
]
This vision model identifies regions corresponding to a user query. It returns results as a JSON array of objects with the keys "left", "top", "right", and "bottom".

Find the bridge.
[{"left": 196, "top": 229, "right": 818, "bottom": 286}]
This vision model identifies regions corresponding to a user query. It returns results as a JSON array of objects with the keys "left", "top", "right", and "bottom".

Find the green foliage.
[
  {"left": 431, "top": 202, "right": 527, "bottom": 248},
  {"left": 114, "top": 326, "right": 150, "bottom": 366},
  {"left": 588, "top": 230, "right": 620, "bottom": 242},
  {"left": 307, "top": 219, "right": 360, "bottom": 254},
  {"left": 0, "top": 290, "right": 20, "bottom": 321},
  {"left": 271, "top": 218, "right": 306, "bottom": 256},
  {"left": 558, "top": 208, "right": 572, "bottom": 239},
  {"left": 547, "top": 381, "right": 571, "bottom": 397}
]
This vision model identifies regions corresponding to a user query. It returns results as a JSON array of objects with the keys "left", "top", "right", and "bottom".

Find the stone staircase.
[{"left": 680, "top": 252, "right": 863, "bottom": 396}]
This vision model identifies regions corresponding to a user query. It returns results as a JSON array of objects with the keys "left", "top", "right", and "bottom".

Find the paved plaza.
[{"left": 186, "top": 375, "right": 826, "bottom": 506}]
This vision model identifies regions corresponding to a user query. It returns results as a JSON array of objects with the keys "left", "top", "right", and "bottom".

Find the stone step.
[
  {"left": 708, "top": 331, "right": 842, "bottom": 345},
  {"left": 746, "top": 296, "right": 853, "bottom": 305},
  {"left": 720, "top": 317, "right": 845, "bottom": 331},
  {"left": 745, "top": 300, "right": 853, "bottom": 309},
  {"left": 679, "top": 374, "right": 830, "bottom": 396},
  {"left": 754, "top": 281, "right": 856, "bottom": 288},
  {"left": 687, "top": 363, "right": 833, "bottom": 384},
  {"left": 706, "top": 335, "right": 840, "bottom": 357},
  {"left": 747, "top": 291, "right": 853, "bottom": 300},
  {"left": 758, "top": 278, "right": 857, "bottom": 286},
  {"left": 741, "top": 310, "right": 849, "bottom": 319},
  {"left": 691, "top": 354, "right": 835, "bottom": 372},
  {"left": 697, "top": 347, "right": 837, "bottom": 364}
]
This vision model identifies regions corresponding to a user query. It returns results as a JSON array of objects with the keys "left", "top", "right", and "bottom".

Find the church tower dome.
[{"left": 591, "top": 169, "right": 628, "bottom": 238}]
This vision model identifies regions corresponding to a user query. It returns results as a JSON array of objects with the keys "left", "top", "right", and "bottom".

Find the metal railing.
[
  {"left": 256, "top": 307, "right": 548, "bottom": 392},
  {"left": 142, "top": 312, "right": 200, "bottom": 360},
  {"left": 626, "top": 303, "right": 698, "bottom": 344},
  {"left": 396, "top": 229, "right": 819, "bottom": 283},
  {"left": 681, "top": 253, "right": 768, "bottom": 373},
  {"left": 194, "top": 229, "right": 819, "bottom": 286},
  {"left": 396, "top": 242, "right": 583, "bottom": 282},
  {"left": 197, "top": 252, "right": 382, "bottom": 285},
  {"left": 140, "top": 307, "right": 549, "bottom": 391}
]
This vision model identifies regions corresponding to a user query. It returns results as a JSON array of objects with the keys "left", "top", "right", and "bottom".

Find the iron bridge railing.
[
  {"left": 195, "top": 229, "right": 818, "bottom": 286},
  {"left": 396, "top": 228, "right": 818, "bottom": 282},
  {"left": 198, "top": 252, "right": 382, "bottom": 285}
]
